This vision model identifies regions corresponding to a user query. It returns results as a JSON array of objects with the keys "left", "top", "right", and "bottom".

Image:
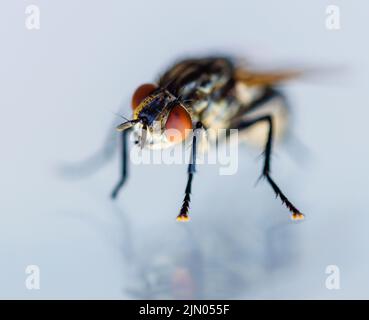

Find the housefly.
[{"left": 113, "top": 56, "right": 305, "bottom": 222}]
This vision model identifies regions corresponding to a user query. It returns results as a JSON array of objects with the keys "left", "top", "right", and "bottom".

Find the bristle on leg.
[{"left": 177, "top": 190, "right": 191, "bottom": 222}]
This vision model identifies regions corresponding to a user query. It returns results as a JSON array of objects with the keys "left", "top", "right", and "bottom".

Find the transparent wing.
[{"left": 234, "top": 68, "right": 302, "bottom": 86}]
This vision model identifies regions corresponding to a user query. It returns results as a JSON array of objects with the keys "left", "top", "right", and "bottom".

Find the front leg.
[
  {"left": 111, "top": 129, "right": 131, "bottom": 199},
  {"left": 177, "top": 122, "right": 203, "bottom": 221},
  {"left": 237, "top": 115, "right": 304, "bottom": 220}
]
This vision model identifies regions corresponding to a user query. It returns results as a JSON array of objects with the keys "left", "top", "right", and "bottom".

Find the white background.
[{"left": 0, "top": 1, "right": 368, "bottom": 298}]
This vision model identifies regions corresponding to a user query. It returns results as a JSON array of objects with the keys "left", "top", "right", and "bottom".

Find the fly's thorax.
[
  {"left": 235, "top": 82, "right": 264, "bottom": 105},
  {"left": 178, "top": 72, "right": 230, "bottom": 98},
  {"left": 159, "top": 57, "right": 234, "bottom": 97},
  {"left": 200, "top": 98, "right": 239, "bottom": 130}
]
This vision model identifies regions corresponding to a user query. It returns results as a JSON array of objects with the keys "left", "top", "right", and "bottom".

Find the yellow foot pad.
[
  {"left": 176, "top": 214, "right": 190, "bottom": 222},
  {"left": 291, "top": 212, "right": 305, "bottom": 221}
]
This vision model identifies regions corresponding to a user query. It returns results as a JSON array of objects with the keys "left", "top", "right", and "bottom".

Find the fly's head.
[{"left": 117, "top": 84, "right": 193, "bottom": 149}]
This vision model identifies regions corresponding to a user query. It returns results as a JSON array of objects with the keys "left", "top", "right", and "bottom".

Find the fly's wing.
[{"left": 234, "top": 68, "right": 303, "bottom": 87}]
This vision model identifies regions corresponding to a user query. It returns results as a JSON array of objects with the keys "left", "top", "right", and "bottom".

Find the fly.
[{"left": 112, "top": 56, "right": 305, "bottom": 222}]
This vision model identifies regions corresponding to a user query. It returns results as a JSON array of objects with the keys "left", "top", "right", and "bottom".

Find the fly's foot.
[
  {"left": 176, "top": 213, "right": 190, "bottom": 222},
  {"left": 291, "top": 212, "right": 305, "bottom": 221}
]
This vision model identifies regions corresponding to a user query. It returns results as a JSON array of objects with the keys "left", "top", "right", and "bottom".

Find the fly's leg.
[
  {"left": 111, "top": 129, "right": 130, "bottom": 199},
  {"left": 237, "top": 115, "right": 304, "bottom": 220},
  {"left": 177, "top": 122, "right": 203, "bottom": 221}
]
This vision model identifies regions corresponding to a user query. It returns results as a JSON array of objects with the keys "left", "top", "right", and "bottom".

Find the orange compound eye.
[
  {"left": 165, "top": 105, "right": 192, "bottom": 143},
  {"left": 131, "top": 83, "right": 157, "bottom": 110}
]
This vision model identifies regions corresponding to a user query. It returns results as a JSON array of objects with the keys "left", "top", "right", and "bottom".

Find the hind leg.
[{"left": 237, "top": 115, "right": 304, "bottom": 220}]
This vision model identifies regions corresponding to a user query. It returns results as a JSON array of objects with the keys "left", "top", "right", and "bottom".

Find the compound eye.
[
  {"left": 131, "top": 83, "right": 157, "bottom": 110},
  {"left": 165, "top": 105, "right": 192, "bottom": 143}
]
